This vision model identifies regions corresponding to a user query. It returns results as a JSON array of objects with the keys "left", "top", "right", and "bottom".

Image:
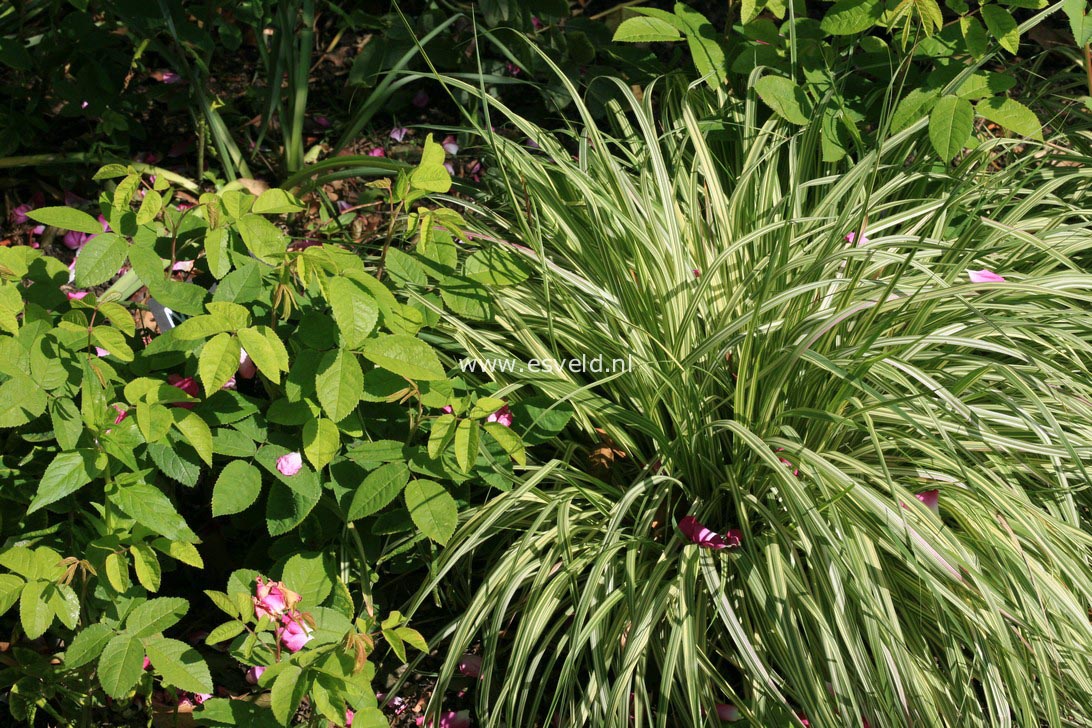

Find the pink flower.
[
  {"left": 64, "top": 230, "right": 91, "bottom": 250},
  {"left": 314, "top": 115, "right": 331, "bottom": 128},
  {"left": 416, "top": 711, "right": 471, "bottom": 728},
  {"left": 67, "top": 291, "right": 88, "bottom": 300},
  {"left": 192, "top": 692, "right": 212, "bottom": 705},
  {"left": 254, "top": 576, "right": 299, "bottom": 619},
  {"left": 277, "top": 612, "right": 313, "bottom": 652},
  {"left": 457, "top": 654, "right": 482, "bottom": 678},
  {"left": 167, "top": 374, "right": 199, "bottom": 409},
  {"left": 94, "top": 347, "right": 110, "bottom": 358},
  {"left": 412, "top": 90, "right": 430, "bottom": 109},
  {"left": 369, "top": 147, "right": 386, "bottom": 157},
  {"left": 531, "top": 16, "right": 543, "bottom": 30},
  {"left": 245, "top": 665, "right": 265, "bottom": 684},
  {"left": 968, "top": 269, "right": 1005, "bottom": 283},
  {"left": 276, "top": 451, "right": 303, "bottom": 476},
  {"left": 505, "top": 62, "right": 521, "bottom": 76},
  {"left": 142, "top": 656, "right": 152, "bottom": 670},
  {"left": 390, "top": 127, "right": 409, "bottom": 142},
  {"left": 222, "top": 375, "right": 237, "bottom": 391},
  {"left": 692, "top": 269, "right": 701, "bottom": 277},
  {"left": 467, "top": 159, "right": 483, "bottom": 182},
  {"left": 441, "top": 135, "right": 459, "bottom": 155},
  {"left": 486, "top": 404, "right": 513, "bottom": 428},
  {"left": 159, "top": 71, "right": 181, "bottom": 84},
  {"left": 715, "top": 703, "right": 741, "bottom": 722},
  {"left": 914, "top": 489, "right": 940, "bottom": 514},
  {"left": 442, "top": 405, "right": 454, "bottom": 414},
  {"left": 113, "top": 405, "right": 129, "bottom": 425},
  {"left": 238, "top": 349, "right": 257, "bottom": 379},
  {"left": 345, "top": 710, "right": 354, "bottom": 726},
  {"left": 11, "top": 203, "right": 33, "bottom": 224},
  {"left": 846, "top": 230, "right": 869, "bottom": 246},
  {"left": 678, "top": 516, "right": 742, "bottom": 550},
  {"left": 443, "top": 162, "right": 454, "bottom": 175}
]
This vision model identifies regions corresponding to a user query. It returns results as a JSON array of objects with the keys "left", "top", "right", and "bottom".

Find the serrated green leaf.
[
  {"left": 1066, "top": 0, "right": 1092, "bottom": 45},
  {"left": 315, "top": 349, "right": 363, "bottom": 423},
  {"left": 429, "top": 414, "right": 456, "bottom": 459},
  {"left": 404, "top": 479, "right": 458, "bottom": 545},
  {"left": 206, "top": 620, "right": 246, "bottom": 644},
  {"left": 19, "top": 581, "right": 54, "bottom": 639},
  {"left": 409, "top": 134, "right": 452, "bottom": 193},
  {"left": 136, "top": 189, "right": 163, "bottom": 225},
  {"left": 26, "top": 207, "right": 103, "bottom": 234},
  {"left": 130, "top": 543, "right": 162, "bottom": 592},
  {"left": 0, "top": 373, "right": 47, "bottom": 428},
  {"left": 303, "top": 418, "right": 340, "bottom": 470},
  {"left": 612, "top": 16, "right": 682, "bottom": 42},
  {"left": 111, "top": 482, "right": 194, "bottom": 542},
  {"left": 454, "top": 419, "right": 479, "bottom": 473},
  {"left": 981, "top": 5, "right": 1020, "bottom": 53},
  {"left": 270, "top": 664, "right": 307, "bottom": 725},
  {"left": 237, "top": 326, "right": 289, "bottom": 384},
  {"left": 98, "top": 633, "right": 145, "bottom": 699},
  {"left": 65, "top": 623, "right": 115, "bottom": 668},
  {"left": 483, "top": 422, "right": 526, "bottom": 466},
  {"left": 929, "top": 95, "right": 974, "bottom": 162},
  {"left": 143, "top": 636, "right": 212, "bottom": 694},
  {"left": 125, "top": 597, "right": 188, "bottom": 637},
  {"left": 363, "top": 334, "right": 445, "bottom": 381},
  {"left": 172, "top": 409, "right": 214, "bottom": 466},
  {"left": 199, "top": 333, "right": 241, "bottom": 395},
  {"left": 754, "top": 75, "right": 811, "bottom": 125},
  {"left": 252, "top": 188, "right": 305, "bottom": 215},
  {"left": 821, "top": 0, "right": 883, "bottom": 34},
  {"left": 74, "top": 233, "right": 128, "bottom": 287},
  {"left": 236, "top": 214, "right": 288, "bottom": 264},
  {"left": 282, "top": 552, "right": 333, "bottom": 606},
  {"left": 977, "top": 97, "right": 1042, "bottom": 140},
  {"left": 212, "top": 461, "right": 263, "bottom": 517},
  {"left": 347, "top": 461, "right": 410, "bottom": 521},
  {"left": 28, "top": 449, "right": 100, "bottom": 514}
]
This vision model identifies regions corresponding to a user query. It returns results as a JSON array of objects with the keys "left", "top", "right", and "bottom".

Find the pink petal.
[
  {"left": 846, "top": 230, "right": 870, "bottom": 246},
  {"left": 968, "top": 269, "right": 1005, "bottom": 283},
  {"left": 369, "top": 147, "right": 386, "bottom": 157},
  {"left": 390, "top": 127, "right": 409, "bottom": 142},
  {"left": 314, "top": 115, "right": 331, "bottom": 128},
  {"left": 442, "top": 135, "right": 459, "bottom": 155},
  {"left": 238, "top": 349, "right": 257, "bottom": 379},
  {"left": 486, "top": 404, "right": 513, "bottom": 427},
  {"left": 715, "top": 703, "right": 741, "bottom": 721},
  {"left": 245, "top": 665, "right": 265, "bottom": 684},
  {"left": 67, "top": 291, "right": 89, "bottom": 300},
  {"left": 276, "top": 452, "right": 303, "bottom": 476},
  {"left": 457, "top": 654, "right": 482, "bottom": 678},
  {"left": 914, "top": 489, "right": 940, "bottom": 514}
]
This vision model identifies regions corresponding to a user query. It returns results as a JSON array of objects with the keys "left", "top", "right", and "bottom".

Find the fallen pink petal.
[
  {"left": 390, "top": 126, "right": 409, "bottom": 142},
  {"left": 968, "top": 269, "right": 1005, "bottom": 283},
  {"left": 678, "top": 515, "right": 742, "bottom": 550},
  {"left": 276, "top": 451, "right": 303, "bottom": 476}
]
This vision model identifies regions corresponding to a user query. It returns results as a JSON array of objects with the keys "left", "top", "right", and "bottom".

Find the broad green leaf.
[
  {"left": 1066, "top": 0, "right": 1092, "bottom": 45},
  {"left": 205, "top": 620, "right": 246, "bottom": 644},
  {"left": 137, "top": 403, "right": 173, "bottom": 444},
  {"left": 463, "top": 247, "right": 532, "bottom": 287},
  {"left": 49, "top": 583, "right": 80, "bottom": 630},
  {"left": 252, "top": 188, "right": 305, "bottom": 215},
  {"left": 890, "top": 87, "right": 940, "bottom": 132},
  {"left": 673, "top": 4, "right": 727, "bottom": 88},
  {"left": 65, "top": 623, "right": 115, "bottom": 668},
  {"left": 212, "top": 461, "right": 263, "bottom": 516},
  {"left": 136, "top": 189, "right": 163, "bottom": 225},
  {"left": 960, "top": 16, "right": 989, "bottom": 58},
  {"left": 130, "top": 543, "right": 162, "bottom": 592},
  {"left": 93, "top": 163, "right": 130, "bottom": 180},
  {"left": 303, "top": 418, "right": 340, "bottom": 470},
  {"left": 172, "top": 409, "right": 214, "bottom": 466},
  {"left": 348, "top": 461, "right": 411, "bottom": 521},
  {"left": 125, "top": 597, "right": 188, "bottom": 637},
  {"left": 74, "top": 233, "right": 128, "bottom": 287},
  {"left": 754, "top": 75, "right": 811, "bottom": 125},
  {"left": 19, "top": 581, "right": 54, "bottom": 639},
  {"left": 104, "top": 552, "right": 130, "bottom": 593},
  {"left": 326, "top": 277, "right": 379, "bottom": 349},
  {"left": 928, "top": 95, "right": 974, "bottom": 162},
  {"left": 363, "top": 334, "right": 446, "bottom": 381},
  {"left": 282, "top": 552, "right": 333, "bottom": 606},
  {"left": 0, "top": 574, "right": 24, "bottom": 615},
  {"left": 205, "top": 228, "right": 233, "bottom": 279},
  {"left": 98, "top": 633, "right": 145, "bottom": 699},
  {"left": 199, "top": 333, "right": 241, "bottom": 395},
  {"left": 0, "top": 373, "right": 47, "bottom": 427},
  {"left": 237, "top": 326, "right": 289, "bottom": 383},
  {"left": 236, "top": 214, "right": 288, "bottom": 264},
  {"left": 172, "top": 314, "right": 234, "bottom": 341},
  {"left": 612, "top": 16, "right": 682, "bottom": 42},
  {"left": 28, "top": 449, "right": 100, "bottom": 514},
  {"left": 977, "top": 97, "right": 1043, "bottom": 140},
  {"left": 483, "top": 422, "right": 527, "bottom": 466},
  {"left": 404, "top": 479, "right": 458, "bottom": 545},
  {"left": 981, "top": 5, "right": 1020, "bottom": 53},
  {"left": 270, "top": 664, "right": 307, "bottom": 725},
  {"left": 453, "top": 419, "right": 479, "bottom": 473},
  {"left": 429, "top": 414, "right": 457, "bottom": 459},
  {"left": 155, "top": 539, "right": 204, "bottom": 569},
  {"left": 143, "top": 636, "right": 212, "bottom": 694},
  {"left": 409, "top": 134, "right": 452, "bottom": 193},
  {"left": 111, "top": 482, "right": 194, "bottom": 542},
  {"left": 821, "top": 0, "right": 883, "bottom": 34},
  {"left": 92, "top": 326, "right": 134, "bottom": 362},
  {"left": 315, "top": 349, "right": 363, "bottom": 423},
  {"left": 26, "top": 206, "right": 103, "bottom": 234}
]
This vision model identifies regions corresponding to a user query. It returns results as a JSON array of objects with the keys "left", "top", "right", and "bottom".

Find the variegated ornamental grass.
[{"left": 410, "top": 70, "right": 1092, "bottom": 726}]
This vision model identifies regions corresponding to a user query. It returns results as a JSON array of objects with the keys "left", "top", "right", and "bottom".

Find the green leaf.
[
  {"left": 981, "top": 5, "right": 1020, "bottom": 53},
  {"left": 363, "top": 334, "right": 446, "bottom": 381},
  {"left": 404, "top": 479, "right": 458, "bottom": 545},
  {"left": 0, "top": 373, "right": 47, "bottom": 427},
  {"left": 104, "top": 552, "right": 130, "bottom": 593},
  {"left": 821, "top": 0, "right": 883, "bottom": 34},
  {"left": 1065, "top": 0, "right": 1092, "bottom": 45},
  {"left": 960, "top": 16, "right": 990, "bottom": 58},
  {"left": 98, "top": 633, "right": 145, "bottom": 699},
  {"left": 612, "top": 16, "right": 682, "bottom": 42},
  {"left": 453, "top": 419, "right": 479, "bottom": 473},
  {"left": 65, "top": 623, "right": 115, "bottom": 668},
  {"left": 93, "top": 164, "right": 130, "bottom": 180},
  {"left": 0, "top": 574, "right": 24, "bottom": 615},
  {"left": 172, "top": 409, "right": 214, "bottom": 466},
  {"left": 754, "top": 75, "right": 811, "bottom": 125},
  {"left": 977, "top": 97, "right": 1043, "bottom": 140},
  {"left": 19, "top": 581, "right": 54, "bottom": 639},
  {"left": 236, "top": 214, "right": 288, "bottom": 264},
  {"left": 143, "top": 636, "right": 213, "bottom": 694},
  {"left": 26, "top": 206, "right": 103, "bottom": 234},
  {"left": 74, "top": 233, "right": 128, "bottom": 287},
  {"left": 237, "top": 326, "right": 289, "bottom": 384},
  {"left": 252, "top": 188, "right": 305, "bottom": 215},
  {"left": 890, "top": 87, "right": 940, "bottom": 133},
  {"left": 111, "top": 482, "right": 195, "bottom": 542},
  {"left": 28, "top": 449, "right": 100, "bottom": 514},
  {"left": 205, "top": 228, "right": 233, "bottom": 279},
  {"left": 130, "top": 543, "right": 162, "bottom": 592},
  {"left": 282, "top": 551, "right": 333, "bottom": 606},
  {"left": 212, "top": 461, "right": 263, "bottom": 516},
  {"left": 347, "top": 461, "right": 411, "bottom": 521},
  {"left": 428, "top": 414, "right": 457, "bottom": 459},
  {"left": 50, "top": 582, "right": 80, "bottom": 630},
  {"left": 137, "top": 403, "right": 173, "bottom": 444},
  {"left": 303, "top": 418, "right": 340, "bottom": 470},
  {"left": 199, "top": 333, "right": 241, "bottom": 395},
  {"left": 205, "top": 620, "right": 246, "bottom": 644},
  {"left": 483, "top": 422, "right": 527, "bottom": 466},
  {"left": 125, "top": 597, "right": 188, "bottom": 637},
  {"left": 136, "top": 189, "right": 163, "bottom": 225},
  {"left": 463, "top": 247, "right": 532, "bottom": 287},
  {"left": 928, "top": 95, "right": 974, "bottom": 162},
  {"left": 270, "top": 664, "right": 307, "bottom": 725},
  {"left": 409, "top": 134, "right": 452, "bottom": 193},
  {"left": 315, "top": 349, "right": 363, "bottom": 423},
  {"left": 673, "top": 3, "right": 727, "bottom": 88},
  {"left": 92, "top": 326, "right": 134, "bottom": 362},
  {"left": 326, "top": 277, "right": 379, "bottom": 350}
]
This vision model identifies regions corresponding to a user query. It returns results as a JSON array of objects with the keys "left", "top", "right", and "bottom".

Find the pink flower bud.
[
  {"left": 276, "top": 452, "right": 303, "bottom": 476},
  {"left": 245, "top": 665, "right": 265, "bottom": 684},
  {"left": 457, "top": 653, "right": 482, "bottom": 677}
]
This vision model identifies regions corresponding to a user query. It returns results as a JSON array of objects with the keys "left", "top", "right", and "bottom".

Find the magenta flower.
[
  {"left": 442, "top": 405, "right": 454, "bottom": 414},
  {"left": 486, "top": 404, "right": 513, "bottom": 428},
  {"left": 254, "top": 576, "right": 299, "bottom": 619},
  {"left": 368, "top": 147, "right": 386, "bottom": 157},
  {"left": 142, "top": 656, "right": 152, "bottom": 670},
  {"left": 63, "top": 230, "right": 91, "bottom": 250},
  {"left": 192, "top": 692, "right": 212, "bottom": 705},
  {"left": 160, "top": 71, "right": 181, "bottom": 84},
  {"left": 238, "top": 348, "right": 257, "bottom": 379},
  {"left": 443, "top": 162, "right": 455, "bottom": 175},
  {"left": 441, "top": 135, "right": 459, "bottom": 155},
  {"left": 505, "top": 62, "right": 521, "bottom": 76},
  {"left": 277, "top": 612, "right": 313, "bottom": 652},
  {"left": 412, "top": 90, "right": 430, "bottom": 109},
  {"left": 968, "top": 269, "right": 1005, "bottom": 283},
  {"left": 94, "top": 347, "right": 110, "bottom": 358},
  {"left": 314, "top": 115, "right": 331, "bottom": 128},
  {"left": 345, "top": 710, "right": 354, "bottom": 726},
  {"left": 457, "top": 654, "right": 482, "bottom": 678},
  {"left": 531, "top": 16, "right": 543, "bottom": 30},
  {"left": 390, "top": 126, "right": 409, "bottom": 142},
  {"left": 167, "top": 374, "right": 199, "bottom": 408},
  {"left": 678, "top": 515, "right": 742, "bottom": 550},
  {"left": 245, "top": 665, "right": 265, "bottom": 684},
  {"left": 276, "top": 451, "right": 303, "bottom": 476},
  {"left": 11, "top": 203, "right": 34, "bottom": 224},
  {"left": 715, "top": 703, "right": 741, "bottom": 722},
  {"left": 416, "top": 711, "right": 471, "bottom": 728},
  {"left": 914, "top": 489, "right": 940, "bottom": 514},
  {"left": 467, "top": 159, "right": 483, "bottom": 182},
  {"left": 113, "top": 405, "right": 129, "bottom": 425},
  {"left": 845, "top": 230, "right": 869, "bottom": 246},
  {"left": 67, "top": 291, "right": 88, "bottom": 300}
]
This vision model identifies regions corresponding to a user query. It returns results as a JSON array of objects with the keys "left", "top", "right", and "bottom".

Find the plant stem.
[{"left": 1084, "top": 44, "right": 1092, "bottom": 99}]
